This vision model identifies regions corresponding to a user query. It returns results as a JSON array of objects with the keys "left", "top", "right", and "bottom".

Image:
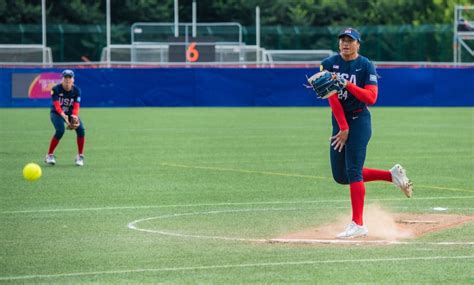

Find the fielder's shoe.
[
  {"left": 44, "top": 154, "right": 56, "bottom": 165},
  {"left": 75, "top": 154, "right": 84, "bottom": 166},
  {"left": 336, "top": 221, "right": 368, "bottom": 239},
  {"left": 390, "top": 164, "right": 413, "bottom": 198}
]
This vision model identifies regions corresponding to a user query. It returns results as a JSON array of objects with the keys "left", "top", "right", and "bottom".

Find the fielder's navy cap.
[
  {"left": 338, "top": 27, "right": 361, "bottom": 42},
  {"left": 62, "top": 69, "right": 74, "bottom": 77}
]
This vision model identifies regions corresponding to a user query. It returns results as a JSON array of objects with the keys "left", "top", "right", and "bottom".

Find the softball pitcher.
[{"left": 316, "top": 28, "right": 413, "bottom": 238}]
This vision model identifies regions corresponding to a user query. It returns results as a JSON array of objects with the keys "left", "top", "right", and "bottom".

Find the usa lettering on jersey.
[
  {"left": 59, "top": 97, "right": 74, "bottom": 107},
  {"left": 337, "top": 72, "right": 357, "bottom": 84}
]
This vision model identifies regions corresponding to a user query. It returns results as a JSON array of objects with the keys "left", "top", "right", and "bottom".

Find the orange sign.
[{"left": 186, "top": 42, "right": 200, "bottom": 62}]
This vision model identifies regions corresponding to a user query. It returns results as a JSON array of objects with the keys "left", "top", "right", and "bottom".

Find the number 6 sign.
[
  {"left": 186, "top": 42, "right": 199, "bottom": 62},
  {"left": 168, "top": 37, "right": 215, "bottom": 62}
]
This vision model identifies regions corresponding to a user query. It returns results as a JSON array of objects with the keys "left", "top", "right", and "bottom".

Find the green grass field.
[{"left": 0, "top": 107, "right": 473, "bottom": 283}]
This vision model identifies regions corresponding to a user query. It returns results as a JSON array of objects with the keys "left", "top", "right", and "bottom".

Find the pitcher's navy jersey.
[
  {"left": 50, "top": 84, "right": 81, "bottom": 115},
  {"left": 321, "top": 54, "right": 377, "bottom": 112}
]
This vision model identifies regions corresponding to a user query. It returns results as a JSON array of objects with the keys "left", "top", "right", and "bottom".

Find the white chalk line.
[
  {"left": 127, "top": 208, "right": 474, "bottom": 246},
  {"left": 3, "top": 195, "right": 474, "bottom": 214},
  {"left": 128, "top": 207, "right": 326, "bottom": 243},
  {"left": 1, "top": 255, "right": 473, "bottom": 281},
  {"left": 269, "top": 239, "right": 474, "bottom": 246}
]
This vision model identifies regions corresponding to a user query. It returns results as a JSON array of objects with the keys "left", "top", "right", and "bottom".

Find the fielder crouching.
[{"left": 45, "top": 69, "right": 85, "bottom": 166}]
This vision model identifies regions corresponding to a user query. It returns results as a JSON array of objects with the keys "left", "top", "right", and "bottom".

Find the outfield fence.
[{"left": 1, "top": 66, "right": 472, "bottom": 108}]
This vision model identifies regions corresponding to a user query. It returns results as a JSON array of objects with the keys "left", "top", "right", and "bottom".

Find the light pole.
[
  {"left": 174, "top": 0, "right": 179, "bottom": 37},
  {"left": 42, "top": 0, "right": 46, "bottom": 64},
  {"left": 106, "top": 0, "right": 111, "bottom": 66}
]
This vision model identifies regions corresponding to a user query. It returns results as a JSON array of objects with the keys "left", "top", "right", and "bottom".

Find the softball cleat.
[
  {"left": 390, "top": 164, "right": 413, "bottom": 198},
  {"left": 44, "top": 154, "right": 56, "bottom": 165},
  {"left": 75, "top": 154, "right": 84, "bottom": 166},
  {"left": 336, "top": 221, "right": 368, "bottom": 239}
]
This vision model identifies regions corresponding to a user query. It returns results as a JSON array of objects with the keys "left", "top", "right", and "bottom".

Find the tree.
[
  {"left": 0, "top": 0, "right": 468, "bottom": 61},
  {"left": 0, "top": 0, "right": 42, "bottom": 23},
  {"left": 1, "top": 0, "right": 468, "bottom": 26}
]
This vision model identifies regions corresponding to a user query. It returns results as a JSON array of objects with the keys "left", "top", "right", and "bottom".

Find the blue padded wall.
[{"left": 1, "top": 67, "right": 473, "bottom": 107}]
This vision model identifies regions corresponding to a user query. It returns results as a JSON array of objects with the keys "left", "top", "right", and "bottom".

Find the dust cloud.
[{"left": 364, "top": 204, "right": 413, "bottom": 240}]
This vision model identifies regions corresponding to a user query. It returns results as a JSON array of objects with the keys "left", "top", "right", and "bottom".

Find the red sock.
[
  {"left": 350, "top": 181, "right": 365, "bottom": 226},
  {"left": 77, "top": 136, "right": 85, "bottom": 155},
  {"left": 48, "top": 136, "right": 60, "bottom": 154},
  {"left": 362, "top": 168, "right": 392, "bottom": 182}
]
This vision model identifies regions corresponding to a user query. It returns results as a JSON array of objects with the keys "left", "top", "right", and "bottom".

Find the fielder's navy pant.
[
  {"left": 50, "top": 112, "right": 85, "bottom": 140},
  {"left": 330, "top": 108, "right": 371, "bottom": 184}
]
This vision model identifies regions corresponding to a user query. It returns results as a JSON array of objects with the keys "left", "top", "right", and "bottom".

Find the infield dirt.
[{"left": 276, "top": 204, "right": 474, "bottom": 242}]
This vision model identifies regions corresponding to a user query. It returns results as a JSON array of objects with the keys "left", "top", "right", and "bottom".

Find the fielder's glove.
[
  {"left": 67, "top": 115, "right": 80, "bottom": 130},
  {"left": 305, "top": 71, "right": 343, "bottom": 99},
  {"left": 333, "top": 73, "right": 347, "bottom": 88}
]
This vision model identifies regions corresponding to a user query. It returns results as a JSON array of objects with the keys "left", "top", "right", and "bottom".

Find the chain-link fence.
[{"left": 0, "top": 23, "right": 468, "bottom": 62}]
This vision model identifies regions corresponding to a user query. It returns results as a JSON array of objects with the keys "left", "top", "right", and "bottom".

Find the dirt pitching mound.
[{"left": 273, "top": 204, "right": 474, "bottom": 244}]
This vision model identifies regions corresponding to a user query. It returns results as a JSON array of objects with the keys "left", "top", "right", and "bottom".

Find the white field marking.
[
  {"left": 127, "top": 207, "right": 345, "bottom": 243},
  {"left": 433, "top": 207, "right": 448, "bottom": 211},
  {"left": 3, "top": 196, "right": 474, "bottom": 214},
  {"left": 1, "top": 255, "right": 473, "bottom": 281},
  {"left": 0, "top": 200, "right": 349, "bottom": 214},
  {"left": 397, "top": 220, "right": 438, "bottom": 224},
  {"left": 439, "top": 207, "right": 474, "bottom": 211},
  {"left": 161, "top": 162, "right": 474, "bottom": 193},
  {"left": 128, "top": 208, "right": 474, "bottom": 246},
  {"left": 269, "top": 239, "right": 474, "bottom": 246}
]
